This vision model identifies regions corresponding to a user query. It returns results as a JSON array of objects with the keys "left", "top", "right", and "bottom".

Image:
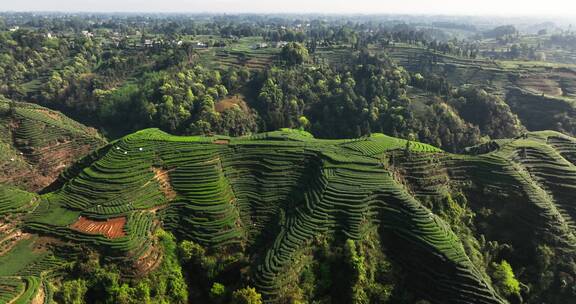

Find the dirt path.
[
  {"left": 31, "top": 282, "right": 45, "bottom": 304},
  {"left": 6, "top": 277, "right": 24, "bottom": 304}
]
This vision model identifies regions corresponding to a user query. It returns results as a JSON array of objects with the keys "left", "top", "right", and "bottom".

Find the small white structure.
[
  {"left": 274, "top": 41, "right": 288, "bottom": 48},
  {"left": 81, "top": 30, "right": 94, "bottom": 38},
  {"left": 252, "top": 42, "right": 269, "bottom": 49},
  {"left": 191, "top": 41, "right": 207, "bottom": 48}
]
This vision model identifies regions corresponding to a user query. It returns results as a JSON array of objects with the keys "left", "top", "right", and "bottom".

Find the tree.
[
  {"left": 132, "top": 282, "right": 151, "bottom": 304},
  {"left": 298, "top": 116, "right": 310, "bottom": 130},
  {"left": 509, "top": 44, "right": 520, "bottom": 58},
  {"left": 280, "top": 42, "right": 309, "bottom": 66},
  {"left": 344, "top": 239, "right": 369, "bottom": 304},
  {"left": 8, "top": 99, "right": 16, "bottom": 115},
  {"left": 258, "top": 78, "right": 285, "bottom": 129},
  {"left": 231, "top": 287, "right": 263, "bottom": 304},
  {"left": 58, "top": 279, "right": 88, "bottom": 304},
  {"left": 210, "top": 282, "right": 226, "bottom": 299},
  {"left": 491, "top": 260, "right": 521, "bottom": 297},
  {"left": 178, "top": 240, "right": 206, "bottom": 263}
]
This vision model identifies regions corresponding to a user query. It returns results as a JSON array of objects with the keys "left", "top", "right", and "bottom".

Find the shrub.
[
  {"left": 210, "top": 282, "right": 226, "bottom": 298},
  {"left": 178, "top": 240, "right": 205, "bottom": 263},
  {"left": 58, "top": 279, "right": 88, "bottom": 304},
  {"left": 491, "top": 260, "right": 521, "bottom": 297},
  {"left": 231, "top": 286, "right": 262, "bottom": 304}
]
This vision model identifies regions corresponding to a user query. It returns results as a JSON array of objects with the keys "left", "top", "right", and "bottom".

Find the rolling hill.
[
  {"left": 381, "top": 45, "right": 576, "bottom": 137},
  {"left": 0, "top": 98, "right": 106, "bottom": 192},
  {"left": 0, "top": 128, "right": 575, "bottom": 303}
]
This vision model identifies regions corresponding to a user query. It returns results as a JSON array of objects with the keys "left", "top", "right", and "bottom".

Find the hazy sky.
[{"left": 2, "top": 0, "right": 576, "bottom": 17}]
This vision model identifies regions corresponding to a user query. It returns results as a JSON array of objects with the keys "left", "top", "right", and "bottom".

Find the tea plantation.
[
  {"left": 1, "top": 128, "right": 575, "bottom": 303},
  {"left": 0, "top": 98, "right": 107, "bottom": 191}
]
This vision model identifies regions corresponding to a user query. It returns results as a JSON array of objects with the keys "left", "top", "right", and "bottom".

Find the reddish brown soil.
[
  {"left": 213, "top": 139, "right": 230, "bottom": 145},
  {"left": 70, "top": 216, "right": 127, "bottom": 239}
]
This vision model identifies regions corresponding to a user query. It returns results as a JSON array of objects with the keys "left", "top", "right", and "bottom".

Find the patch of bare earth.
[
  {"left": 151, "top": 167, "right": 177, "bottom": 200},
  {"left": 36, "top": 109, "right": 62, "bottom": 121},
  {"left": 28, "top": 140, "right": 94, "bottom": 191},
  {"left": 3, "top": 128, "right": 99, "bottom": 192},
  {"left": 0, "top": 230, "right": 31, "bottom": 257},
  {"left": 215, "top": 95, "right": 250, "bottom": 113},
  {"left": 147, "top": 205, "right": 168, "bottom": 214},
  {"left": 70, "top": 216, "right": 127, "bottom": 239},
  {"left": 30, "top": 283, "right": 45, "bottom": 304},
  {"left": 133, "top": 242, "right": 163, "bottom": 276},
  {"left": 32, "top": 236, "right": 62, "bottom": 253}
]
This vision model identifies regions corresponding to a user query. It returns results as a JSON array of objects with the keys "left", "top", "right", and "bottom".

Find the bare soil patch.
[
  {"left": 151, "top": 167, "right": 177, "bottom": 200},
  {"left": 215, "top": 95, "right": 249, "bottom": 113},
  {"left": 0, "top": 231, "right": 31, "bottom": 256},
  {"left": 30, "top": 282, "right": 45, "bottom": 304},
  {"left": 70, "top": 216, "right": 127, "bottom": 239},
  {"left": 36, "top": 109, "right": 62, "bottom": 121},
  {"left": 133, "top": 242, "right": 163, "bottom": 276}
]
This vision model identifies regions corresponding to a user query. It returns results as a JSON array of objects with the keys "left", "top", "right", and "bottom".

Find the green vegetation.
[
  {"left": 57, "top": 279, "right": 88, "bottom": 304},
  {"left": 491, "top": 260, "right": 521, "bottom": 297},
  {"left": 0, "top": 98, "right": 106, "bottom": 191},
  {"left": 3, "top": 15, "right": 575, "bottom": 154},
  {"left": 232, "top": 287, "right": 263, "bottom": 304},
  {"left": 1, "top": 13, "right": 576, "bottom": 304},
  {"left": 210, "top": 282, "right": 226, "bottom": 299},
  {"left": 280, "top": 42, "right": 309, "bottom": 66},
  {"left": 51, "top": 229, "right": 187, "bottom": 304},
  {"left": 0, "top": 127, "right": 574, "bottom": 303}
]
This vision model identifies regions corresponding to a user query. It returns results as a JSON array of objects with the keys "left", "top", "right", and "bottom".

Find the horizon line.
[{"left": 1, "top": 10, "right": 575, "bottom": 19}]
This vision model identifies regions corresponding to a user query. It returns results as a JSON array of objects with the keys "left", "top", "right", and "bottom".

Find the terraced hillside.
[
  {"left": 379, "top": 44, "right": 576, "bottom": 136},
  {"left": 1, "top": 129, "right": 575, "bottom": 303},
  {"left": 0, "top": 98, "right": 106, "bottom": 191}
]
